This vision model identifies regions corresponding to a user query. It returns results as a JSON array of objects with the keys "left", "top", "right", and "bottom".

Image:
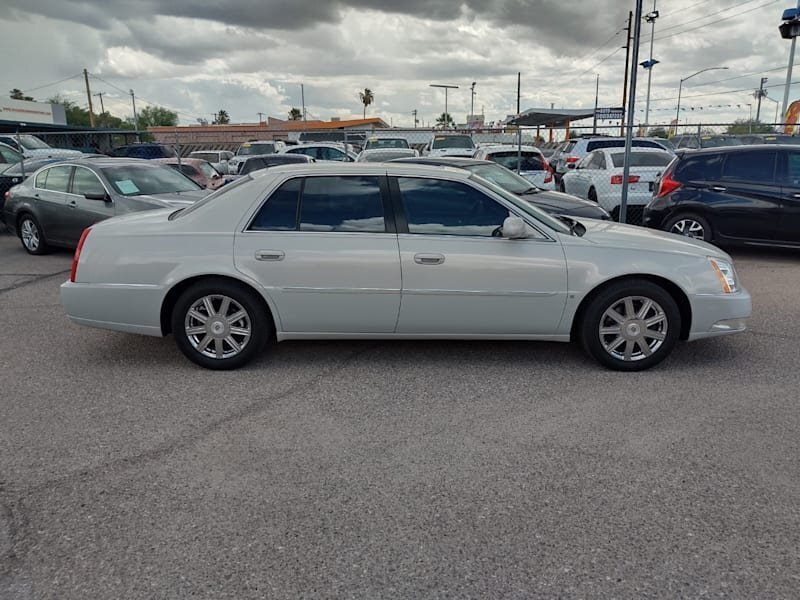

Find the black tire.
[
  {"left": 588, "top": 187, "right": 598, "bottom": 203},
  {"left": 17, "top": 213, "right": 50, "bottom": 255},
  {"left": 663, "top": 213, "right": 712, "bottom": 242},
  {"left": 580, "top": 280, "right": 681, "bottom": 371},
  {"left": 559, "top": 180, "right": 566, "bottom": 193},
  {"left": 171, "top": 279, "right": 271, "bottom": 370}
]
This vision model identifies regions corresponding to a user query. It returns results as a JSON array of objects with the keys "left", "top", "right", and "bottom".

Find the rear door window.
[
  {"left": 39, "top": 165, "right": 72, "bottom": 192},
  {"left": 721, "top": 151, "right": 777, "bottom": 184},
  {"left": 674, "top": 154, "right": 724, "bottom": 182},
  {"left": 249, "top": 178, "right": 301, "bottom": 231},
  {"left": 783, "top": 151, "right": 800, "bottom": 185}
]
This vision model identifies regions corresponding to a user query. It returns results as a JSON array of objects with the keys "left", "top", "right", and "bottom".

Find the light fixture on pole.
[
  {"left": 430, "top": 83, "right": 459, "bottom": 129},
  {"left": 470, "top": 81, "right": 476, "bottom": 128},
  {"left": 779, "top": 4, "right": 800, "bottom": 122},
  {"left": 675, "top": 67, "right": 728, "bottom": 128},
  {"left": 642, "top": 3, "right": 659, "bottom": 130}
]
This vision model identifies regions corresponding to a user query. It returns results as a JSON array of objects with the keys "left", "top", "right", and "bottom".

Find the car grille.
[{"left": 610, "top": 206, "right": 645, "bottom": 226}]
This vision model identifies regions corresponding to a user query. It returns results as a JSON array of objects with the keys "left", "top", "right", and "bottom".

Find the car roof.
[
  {"left": 478, "top": 145, "right": 542, "bottom": 153},
  {"left": 390, "top": 157, "right": 491, "bottom": 167},
  {"left": 248, "top": 161, "right": 473, "bottom": 180},
  {"left": 675, "top": 143, "right": 798, "bottom": 155}
]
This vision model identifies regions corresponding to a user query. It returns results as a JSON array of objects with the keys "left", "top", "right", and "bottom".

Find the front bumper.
[{"left": 687, "top": 288, "right": 752, "bottom": 341}]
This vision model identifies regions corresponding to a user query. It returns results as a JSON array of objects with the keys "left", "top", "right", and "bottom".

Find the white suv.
[{"left": 228, "top": 141, "right": 286, "bottom": 174}]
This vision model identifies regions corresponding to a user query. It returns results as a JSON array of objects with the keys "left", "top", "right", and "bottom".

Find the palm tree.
[
  {"left": 435, "top": 112, "right": 454, "bottom": 129},
  {"left": 359, "top": 88, "right": 374, "bottom": 119},
  {"left": 288, "top": 107, "right": 302, "bottom": 121},
  {"left": 214, "top": 109, "right": 230, "bottom": 125}
]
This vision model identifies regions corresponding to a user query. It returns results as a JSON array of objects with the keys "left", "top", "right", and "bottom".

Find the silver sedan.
[{"left": 60, "top": 163, "right": 751, "bottom": 371}]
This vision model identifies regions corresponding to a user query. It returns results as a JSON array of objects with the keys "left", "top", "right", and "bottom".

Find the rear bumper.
[
  {"left": 687, "top": 288, "right": 751, "bottom": 341},
  {"left": 60, "top": 281, "right": 165, "bottom": 336}
]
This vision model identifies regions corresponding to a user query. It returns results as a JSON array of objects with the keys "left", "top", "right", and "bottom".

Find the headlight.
[{"left": 709, "top": 258, "right": 738, "bottom": 293}]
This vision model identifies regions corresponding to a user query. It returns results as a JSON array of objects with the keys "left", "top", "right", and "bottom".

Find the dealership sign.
[{"left": 0, "top": 98, "right": 66, "bottom": 125}]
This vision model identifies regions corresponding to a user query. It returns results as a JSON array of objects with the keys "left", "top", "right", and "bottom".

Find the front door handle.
[
  {"left": 792, "top": 193, "right": 800, "bottom": 199},
  {"left": 67, "top": 200, "right": 77, "bottom": 209},
  {"left": 414, "top": 253, "right": 445, "bottom": 265},
  {"left": 710, "top": 186, "right": 727, "bottom": 192},
  {"left": 255, "top": 250, "right": 285, "bottom": 261}
]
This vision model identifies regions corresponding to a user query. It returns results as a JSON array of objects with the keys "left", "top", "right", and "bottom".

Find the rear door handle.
[
  {"left": 67, "top": 200, "right": 77, "bottom": 208},
  {"left": 255, "top": 250, "right": 285, "bottom": 261},
  {"left": 710, "top": 186, "right": 727, "bottom": 192},
  {"left": 414, "top": 253, "right": 445, "bottom": 265}
]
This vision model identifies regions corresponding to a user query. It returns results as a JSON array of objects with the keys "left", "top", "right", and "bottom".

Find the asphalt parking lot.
[{"left": 0, "top": 228, "right": 799, "bottom": 599}]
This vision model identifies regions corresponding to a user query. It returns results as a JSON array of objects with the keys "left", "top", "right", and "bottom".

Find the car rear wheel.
[
  {"left": 18, "top": 214, "right": 50, "bottom": 255},
  {"left": 171, "top": 280, "right": 270, "bottom": 370},
  {"left": 580, "top": 280, "right": 680, "bottom": 371},
  {"left": 664, "top": 213, "right": 712, "bottom": 242}
]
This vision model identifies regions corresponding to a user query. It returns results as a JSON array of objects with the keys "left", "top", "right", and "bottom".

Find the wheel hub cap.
[
  {"left": 184, "top": 294, "right": 252, "bottom": 360},
  {"left": 598, "top": 296, "right": 668, "bottom": 362}
]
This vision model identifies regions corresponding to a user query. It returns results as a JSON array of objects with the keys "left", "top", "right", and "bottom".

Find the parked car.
[
  {"left": 363, "top": 137, "right": 410, "bottom": 150},
  {"left": 356, "top": 148, "right": 419, "bottom": 162},
  {"left": 390, "top": 157, "right": 611, "bottom": 220},
  {"left": 562, "top": 148, "right": 674, "bottom": 222},
  {"left": 644, "top": 144, "right": 800, "bottom": 247},
  {"left": 60, "top": 162, "right": 750, "bottom": 372},
  {"left": 111, "top": 143, "right": 178, "bottom": 159},
  {"left": 422, "top": 134, "right": 476, "bottom": 157},
  {"left": 473, "top": 145, "right": 555, "bottom": 190},
  {"left": 0, "top": 159, "right": 63, "bottom": 211},
  {"left": 2, "top": 158, "right": 208, "bottom": 254},
  {"left": 152, "top": 158, "right": 229, "bottom": 190},
  {"left": 227, "top": 141, "right": 286, "bottom": 174},
  {"left": 670, "top": 134, "right": 742, "bottom": 150},
  {"left": 237, "top": 153, "right": 314, "bottom": 176},
  {"left": 553, "top": 137, "right": 674, "bottom": 185},
  {"left": 738, "top": 133, "right": 800, "bottom": 145},
  {"left": 0, "top": 134, "right": 85, "bottom": 159},
  {"left": 279, "top": 143, "right": 357, "bottom": 162},
  {"left": 0, "top": 142, "right": 24, "bottom": 165},
  {"left": 188, "top": 150, "right": 235, "bottom": 173}
]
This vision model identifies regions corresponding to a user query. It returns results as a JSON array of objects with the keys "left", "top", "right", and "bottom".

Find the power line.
[
  {"left": 641, "top": 0, "right": 767, "bottom": 40},
  {"left": 649, "top": 0, "right": 781, "bottom": 42},
  {"left": 22, "top": 73, "right": 83, "bottom": 94},
  {"left": 648, "top": 79, "right": 800, "bottom": 103}
]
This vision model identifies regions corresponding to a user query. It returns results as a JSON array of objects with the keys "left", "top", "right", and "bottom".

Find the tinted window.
[
  {"left": 721, "top": 151, "right": 776, "bottom": 184},
  {"left": 431, "top": 136, "right": 475, "bottom": 150},
  {"left": 40, "top": 166, "right": 72, "bottom": 192},
  {"left": 0, "top": 144, "right": 22, "bottom": 164},
  {"left": 674, "top": 154, "right": 724, "bottom": 182},
  {"left": 71, "top": 167, "right": 105, "bottom": 196},
  {"left": 610, "top": 152, "right": 672, "bottom": 168},
  {"left": 103, "top": 165, "right": 201, "bottom": 195},
  {"left": 250, "top": 178, "right": 300, "bottom": 231},
  {"left": 488, "top": 151, "right": 545, "bottom": 171},
  {"left": 289, "top": 147, "right": 317, "bottom": 159},
  {"left": 399, "top": 177, "right": 509, "bottom": 236},
  {"left": 317, "top": 147, "right": 347, "bottom": 161},
  {"left": 785, "top": 152, "right": 800, "bottom": 185},
  {"left": 240, "top": 158, "right": 268, "bottom": 175},
  {"left": 300, "top": 176, "right": 385, "bottom": 232}
]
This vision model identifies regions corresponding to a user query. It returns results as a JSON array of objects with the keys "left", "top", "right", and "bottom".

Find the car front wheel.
[
  {"left": 171, "top": 280, "right": 270, "bottom": 370},
  {"left": 18, "top": 214, "right": 50, "bottom": 255},
  {"left": 580, "top": 280, "right": 681, "bottom": 371}
]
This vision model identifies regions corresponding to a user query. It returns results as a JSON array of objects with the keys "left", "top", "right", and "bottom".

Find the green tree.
[
  {"left": 359, "top": 88, "right": 374, "bottom": 119},
  {"left": 726, "top": 119, "right": 776, "bottom": 134},
  {"left": 214, "top": 109, "right": 230, "bottom": 124},
  {"left": 435, "top": 112, "right": 454, "bottom": 129},
  {"left": 647, "top": 127, "right": 668, "bottom": 138},
  {"left": 288, "top": 107, "right": 302, "bottom": 120},
  {"left": 10, "top": 88, "right": 34, "bottom": 101},
  {"left": 131, "top": 105, "right": 179, "bottom": 129}
]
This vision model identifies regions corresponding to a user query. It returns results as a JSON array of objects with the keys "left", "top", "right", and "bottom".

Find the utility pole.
[
  {"left": 755, "top": 77, "right": 768, "bottom": 122},
  {"left": 516, "top": 72, "right": 521, "bottom": 115},
  {"left": 412, "top": 109, "right": 418, "bottom": 127},
  {"left": 593, "top": 73, "right": 600, "bottom": 133},
  {"left": 620, "top": 0, "right": 644, "bottom": 224},
  {"left": 301, "top": 84, "right": 307, "bottom": 130},
  {"left": 257, "top": 111, "right": 264, "bottom": 124},
  {"left": 643, "top": 2, "right": 659, "bottom": 130},
  {"left": 93, "top": 92, "right": 105, "bottom": 127},
  {"left": 621, "top": 10, "right": 633, "bottom": 136},
  {"left": 130, "top": 89, "right": 139, "bottom": 133},
  {"left": 83, "top": 68, "right": 96, "bottom": 127},
  {"left": 470, "top": 81, "right": 476, "bottom": 128}
]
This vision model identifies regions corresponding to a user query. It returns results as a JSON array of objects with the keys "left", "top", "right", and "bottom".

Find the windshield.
[
  {"left": 487, "top": 151, "right": 545, "bottom": 171},
  {"left": 365, "top": 138, "right": 410, "bottom": 149},
  {"left": 17, "top": 135, "right": 52, "bottom": 150},
  {"left": 610, "top": 152, "right": 672, "bottom": 168},
  {"left": 468, "top": 173, "right": 571, "bottom": 235},
  {"left": 238, "top": 143, "right": 275, "bottom": 156},
  {"left": 431, "top": 136, "right": 475, "bottom": 150},
  {"left": 464, "top": 163, "right": 536, "bottom": 194},
  {"left": 103, "top": 164, "right": 203, "bottom": 196}
]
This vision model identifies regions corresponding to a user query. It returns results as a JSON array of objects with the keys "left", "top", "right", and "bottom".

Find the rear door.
[
  {"left": 32, "top": 165, "right": 73, "bottom": 244},
  {"left": 776, "top": 149, "right": 800, "bottom": 243},
  {"left": 712, "top": 149, "right": 779, "bottom": 242}
]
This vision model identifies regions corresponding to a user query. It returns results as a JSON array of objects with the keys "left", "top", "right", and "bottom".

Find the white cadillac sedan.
[{"left": 60, "top": 163, "right": 751, "bottom": 371}]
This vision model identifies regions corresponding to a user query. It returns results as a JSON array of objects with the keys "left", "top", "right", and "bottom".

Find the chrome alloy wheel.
[
  {"left": 184, "top": 294, "right": 252, "bottom": 360},
  {"left": 669, "top": 218, "right": 705, "bottom": 239},
  {"left": 20, "top": 218, "right": 40, "bottom": 252},
  {"left": 598, "top": 296, "right": 668, "bottom": 362}
]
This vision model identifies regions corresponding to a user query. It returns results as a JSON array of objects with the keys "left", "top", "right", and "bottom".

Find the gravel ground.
[{"left": 0, "top": 230, "right": 798, "bottom": 599}]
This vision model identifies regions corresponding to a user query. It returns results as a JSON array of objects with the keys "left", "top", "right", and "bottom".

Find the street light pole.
[
  {"left": 643, "top": 1, "right": 658, "bottom": 130},
  {"left": 780, "top": 0, "right": 800, "bottom": 123},
  {"left": 470, "top": 81, "right": 476, "bottom": 128},
  {"left": 675, "top": 66, "right": 729, "bottom": 129},
  {"left": 430, "top": 84, "right": 459, "bottom": 129}
]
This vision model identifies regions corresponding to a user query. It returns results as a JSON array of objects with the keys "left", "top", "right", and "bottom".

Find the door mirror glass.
[
  {"left": 502, "top": 216, "right": 528, "bottom": 239},
  {"left": 84, "top": 192, "right": 109, "bottom": 201}
]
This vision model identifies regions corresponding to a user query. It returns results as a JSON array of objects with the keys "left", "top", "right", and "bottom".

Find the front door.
[
  {"left": 392, "top": 176, "right": 568, "bottom": 335},
  {"left": 234, "top": 174, "right": 401, "bottom": 333},
  {"left": 777, "top": 149, "right": 800, "bottom": 243},
  {"left": 62, "top": 166, "right": 116, "bottom": 245}
]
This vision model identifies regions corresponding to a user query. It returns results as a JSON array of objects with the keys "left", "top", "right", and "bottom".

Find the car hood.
[
  {"left": 141, "top": 189, "right": 208, "bottom": 206},
  {"left": 577, "top": 219, "right": 729, "bottom": 259},
  {"left": 523, "top": 189, "right": 601, "bottom": 211}
]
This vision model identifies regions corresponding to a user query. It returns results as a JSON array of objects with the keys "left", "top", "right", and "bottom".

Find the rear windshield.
[
  {"left": 587, "top": 139, "right": 662, "bottom": 151},
  {"left": 700, "top": 136, "right": 742, "bottom": 148},
  {"left": 610, "top": 152, "right": 672, "bottom": 168},
  {"left": 487, "top": 151, "right": 545, "bottom": 171},
  {"left": 673, "top": 154, "right": 724, "bottom": 182},
  {"left": 238, "top": 143, "right": 276, "bottom": 156},
  {"left": 190, "top": 152, "right": 219, "bottom": 162},
  {"left": 365, "top": 138, "right": 410, "bottom": 149},
  {"left": 431, "top": 136, "right": 475, "bottom": 149}
]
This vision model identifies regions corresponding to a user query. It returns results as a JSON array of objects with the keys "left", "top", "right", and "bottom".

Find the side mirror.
[
  {"left": 502, "top": 216, "right": 528, "bottom": 239},
  {"left": 567, "top": 163, "right": 577, "bottom": 170},
  {"left": 84, "top": 192, "right": 110, "bottom": 201}
]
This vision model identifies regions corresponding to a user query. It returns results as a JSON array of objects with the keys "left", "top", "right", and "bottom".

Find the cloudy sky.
[{"left": 2, "top": 0, "right": 794, "bottom": 129}]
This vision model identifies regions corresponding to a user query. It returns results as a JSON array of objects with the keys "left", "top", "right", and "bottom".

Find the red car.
[{"left": 153, "top": 158, "right": 228, "bottom": 190}]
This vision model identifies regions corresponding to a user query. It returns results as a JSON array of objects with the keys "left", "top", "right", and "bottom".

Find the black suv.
[
  {"left": 643, "top": 145, "right": 800, "bottom": 247},
  {"left": 110, "top": 143, "right": 177, "bottom": 159}
]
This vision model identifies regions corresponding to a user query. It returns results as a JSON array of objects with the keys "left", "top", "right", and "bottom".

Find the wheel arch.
[
  {"left": 569, "top": 274, "right": 692, "bottom": 342},
  {"left": 160, "top": 274, "right": 277, "bottom": 337}
]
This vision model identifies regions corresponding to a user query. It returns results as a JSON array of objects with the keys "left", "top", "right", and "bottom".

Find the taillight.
[
  {"left": 565, "top": 156, "right": 579, "bottom": 164},
  {"left": 543, "top": 161, "right": 553, "bottom": 183},
  {"left": 654, "top": 170, "right": 682, "bottom": 198},
  {"left": 70, "top": 227, "right": 91, "bottom": 282},
  {"left": 610, "top": 175, "right": 641, "bottom": 185}
]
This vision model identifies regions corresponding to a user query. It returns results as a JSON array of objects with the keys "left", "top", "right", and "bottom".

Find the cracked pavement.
[{"left": 0, "top": 230, "right": 799, "bottom": 599}]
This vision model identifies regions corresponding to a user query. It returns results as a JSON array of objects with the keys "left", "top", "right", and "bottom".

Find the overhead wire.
[{"left": 22, "top": 73, "right": 83, "bottom": 94}]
